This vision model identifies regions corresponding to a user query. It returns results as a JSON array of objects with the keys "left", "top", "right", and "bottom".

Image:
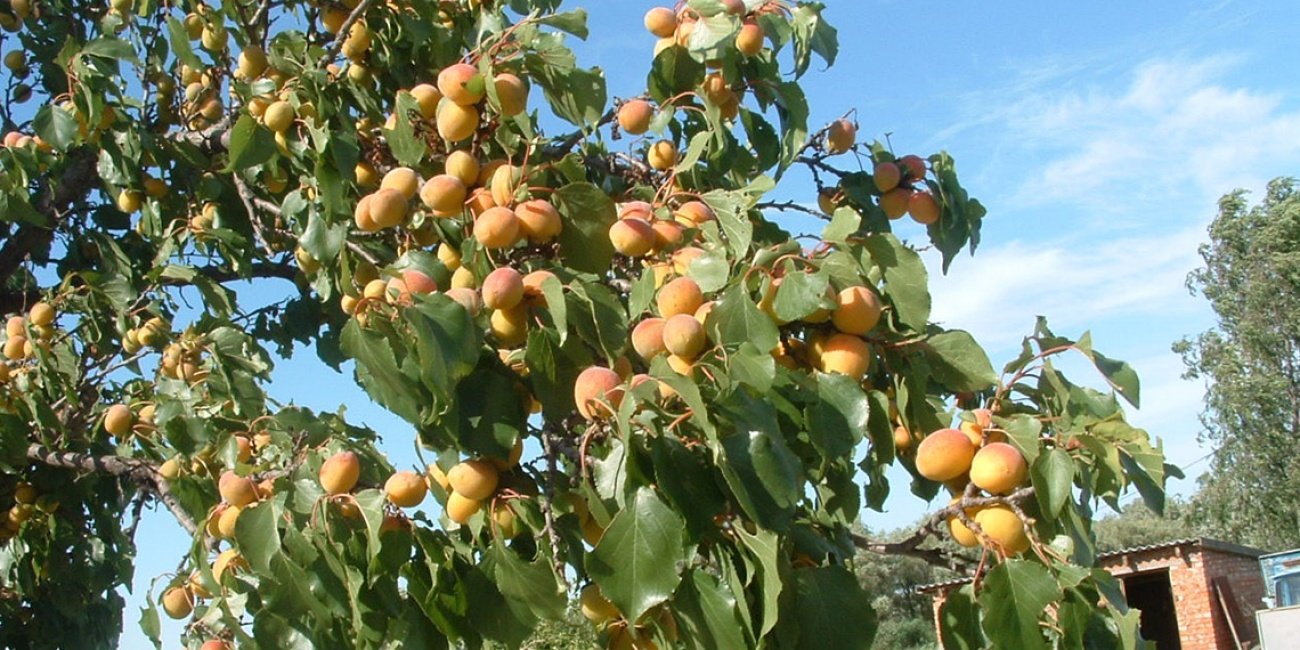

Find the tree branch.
[{"left": 317, "top": 0, "right": 375, "bottom": 67}]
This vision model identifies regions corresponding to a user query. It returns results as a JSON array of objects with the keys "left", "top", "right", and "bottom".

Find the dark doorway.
[{"left": 1124, "top": 570, "right": 1182, "bottom": 649}]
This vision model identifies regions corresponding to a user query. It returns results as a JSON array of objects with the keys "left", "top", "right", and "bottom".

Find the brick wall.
[{"left": 1200, "top": 548, "right": 1267, "bottom": 647}]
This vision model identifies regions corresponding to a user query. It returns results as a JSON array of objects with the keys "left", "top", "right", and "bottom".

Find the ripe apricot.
[
  {"left": 880, "top": 188, "right": 912, "bottom": 220},
  {"left": 620, "top": 201, "right": 654, "bottom": 221},
  {"left": 908, "top": 191, "right": 941, "bottom": 225},
  {"left": 647, "top": 140, "right": 677, "bottom": 170},
  {"left": 436, "top": 100, "right": 479, "bottom": 141},
  {"left": 899, "top": 154, "right": 927, "bottom": 181},
  {"left": 381, "top": 166, "right": 421, "bottom": 200},
  {"left": 489, "top": 305, "right": 528, "bottom": 347},
  {"left": 581, "top": 583, "right": 620, "bottom": 623},
  {"left": 161, "top": 586, "right": 193, "bottom": 619},
  {"left": 735, "top": 21, "right": 764, "bottom": 56},
  {"left": 662, "top": 314, "right": 706, "bottom": 360},
  {"left": 28, "top": 302, "right": 54, "bottom": 327},
  {"left": 444, "top": 150, "right": 479, "bottom": 186},
  {"left": 818, "top": 333, "right": 871, "bottom": 380},
  {"left": 946, "top": 498, "right": 982, "bottom": 547},
  {"left": 657, "top": 277, "right": 704, "bottom": 318},
  {"left": 958, "top": 408, "right": 994, "bottom": 446},
  {"left": 200, "top": 640, "right": 230, "bottom": 650},
  {"left": 263, "top": 100, "right": 295, "bottom": 133},
  {"left": 410, "top": 83, "right": 442, "bottom": 118},
  {"left": 894, "top": 425, "right": 913, "bottom": 452},
  {"left": 915, "top": 428, "right": 976, "bottom": 482},
  {"left": 490, "top": 164, "right": 521, "bottom": 207},
  {"left": 447, "top": 460, "right": 499, "bottom": 500},
  {"left": 574, "top": 366, "right": 624, "bottom": 420},
  {"left": 832, "top": 286, "right": 883, "bottom": 335},
  {"left": 631, "top": 317, "right": 668, "bottom": 361},
  {"left": 451, "top": 266, "right": 477, "bottom": 290},
  {"left": 521, "top": 270, "right": 557, "bottom": 304},
  {"left": 473, "top": 206, "right": 520, "bottom": 249},
  {"left": 104, "top": 404, "right": 134, "bottom": 437},
  {"left": 651, "top": 219, "right": 685, "bottom": 250},
  {"left": 466, "top": 187, "right": 497, "bottom": 215},
  {"left": 974, "top": 504, "right": 1029, "bottom": 554},
  {"left": 826, "top": 119, "right": 856, "bottom": 154},
  {"left": 672, "top": 200, "right": 715, "bottom": 226},
  {"left": 438, "top": 63, "right": 485, "bottom": 106},
  {"left": 368, "top": 188, "right": 408, "bottom": 228},
  {"left": 445, "top": 287, "right": 482, "bottom": 315},
  {"left": 969, "top": 442, "right": 1028, "bottom": 495},
  {"left": 216, "top": 505, "right": 241, "bottom": 539},
  {"left": 402, "top": 269, "right": 438, "bottom": 296},
  {"left": 212, "top": 549, "right": 247, "bottom": 583},
  {"left": 319, "top": 450, "right": 361, "bottom": 495},
  {"left": 873, "top": 161, "right": 901, "bottom": 192},
  {"left": 644, "top": 7, "right": 676, "bottom": 38},
  {"left": 610, "top": 218, "right": 656, "bottom": 257},
  {"left": 481, "top": 267, "right": 525, "bottom": 311},
  {"left": 618, "top": 99, "right": 654, "bottom": 135},
  {"left": 426, "top": 462, "right": 451, "bottom": 492},
  {"left": 5, "top": 316, "right": 23, "bottom": 337},
  {"left": 446, "top": 492, "right": 482, "bottom": 524},
  {"left": 492, "top": 501, "right": 519, "bottom": 537},
  {"left": 493, "top": 73, "right": 528, "bottom": 116},
  {"left": 385, "top": 470, "right": 428, "bottom": 507},
  {"left": 516, "top": 199, "right": 562, "bottom": 243},
  {"left": 218, "top": 471, "right": 258, "bottom": 507}
]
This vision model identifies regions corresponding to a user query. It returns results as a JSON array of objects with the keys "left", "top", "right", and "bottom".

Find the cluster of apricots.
[
  {"left": 161, "top": 547, "right": 247, "bottom": 620},
  {"left": 581, "top": 582, "right": 679, "bottom": 650},
  {"left": 0, "top": 480, "right": 55, "bottom": 544},
  {"left": 426, "top": 437, "right": 524, "bottom": 530},
  {"left": 643, "top": 3, "right": 769, "bottom": 59},
  {"left": 901, "top": 409, "right": 1032, "bottom": 555},
  {"left": 2, "top": 303, "right": 54, "bottom": 369}
]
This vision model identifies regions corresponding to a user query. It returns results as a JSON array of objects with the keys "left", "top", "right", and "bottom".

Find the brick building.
[{"left": 920, "top": 538, "right": 1268, "bottom": 649}]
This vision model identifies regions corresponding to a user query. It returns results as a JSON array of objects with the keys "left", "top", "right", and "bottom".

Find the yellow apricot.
[
  {"left": 656, "top": 277, "right": 704, "bottom": 318},
  {"left": 493, "top": 73, "right": 528, "bottom": 116},
  {"left": 385, "top": 470, "right": 428, "bottom": 507},
  {"left": 426, "top": 463, "right": 451, "bottom": 491},
  {"left": 161, "top": 586, "right": 193, "bottom": 619},
  {"left": 482, "top": 267, "right": 525, "bottom": 311},
  {"left": 263, "top": 100, "right": 295, "bottom": 133},
  {"left": 969, "top": 442, "right": 1028, "bottom": 495},
  {"left": 473, "top": 206, "right": 520, "bottom": 249},
  {"left": 831, "top": 286, "right": 883, "bottom": 335},
  {"left": 516, "top": 199, "right": 562, "bottom": 243},
  {"left": 643, "top": 7, "right": 676, "bottom": 38},
  {"left": 446, "top": 287, "right": 482, "bottom": 315},
  {"left": 974, "top": 504, "right": 1029, "bottom": 554},
  {"left": 581, "top": 583, "right": 620, "bottom": 623},
  {"left": 818, "top": 333, "right": 871, "bottom": 380},
  {"left": 826, "top": 119, "right": 856, "bottom": 154},
  {"left": 618, "top": 99, "right": 655, "bottom": 135},
  {"left": 631, "top": 317, "right": 668, "bottom": 361},
  {"left": 319, "top": 451, "right": 361, "bottom": 495},
  {"left": 420, "top": 174, "right": 467, "bottom": 215},
  {"left": 446, "top": 492, "right": 482, "bottom": 524},
  {"left": 28, "top": 302, "right": 54, "bottom": 327},
  {"left": 410, "top": 83, "right": 442, "bottom": 118},
  {"left": 436, "top": 101, "right": 479, "bottom": 141},
  {"left": 216, "top": 505, "right": 241, "bottom": 538},
  {"left": 661, "top": 314, "right": 706, "bottom": 360},
  {"left": 946, "top": 498, "right": 982, "bottom": 547},
  {"left": 672, "top": 200, "right": 715, "bottom": 227},
  {"left": 380, "top": 166, "right": 421, "bottom": 200},
  {"left": 647, "top": 140, "right": 677, "bottom": 170},
  {"left": 574, "top": 366, "right": 624, "bottom": 420},
  {"left": 437, "top": 62, "right": 485, "bottom": 106},
  {"left": 489, "top": 305, "right": 529, "bottom": 347},
  {"left": 609, "top": 218, "right": 656, "bottom": 257},
  {"left": 445, "top": 150, "right": 479, "bottom": 186},
  {"left": 218, "top": 471, "right": 258, "bottom": 507},
  {"left": 367, "top": 188, "right": 408, "bottom": 229},
  {"left": 447, "top": 460, "right": 499, "bottom": 500},
  {"left": 437, "top": 243, "right": 462, "bottom": 271},
  {"left": 103, "top": 404, "right": 134, "bottom": 437},
  {"left": 735, "top": 21, "right": 764, "bottom": 56},
  {"left": 915, "top": 428, "right": 976, "bottom": 482}
]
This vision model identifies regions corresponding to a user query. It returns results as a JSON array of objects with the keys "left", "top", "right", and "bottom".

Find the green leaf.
[
  {"left": 554, "top": 182, "right": 617, "bottom": 273},
  {"left": 1091, "top": 350, "right": 1141, "bottom": 408},
  {"left": 1119, "top": 439, "right": 1168, "bottom": 515},
  {"left": 707, "top": 285, "right": 778, "bottom": 355},
  {"left": 714, "top": 391, "right": 801, "bottom": 530},
  {"left": 702, "top": 189, "right": 754, "bottom": 256},
  {"left": 1031, "top": 448, "right": 1074, "bottom": 517},
  {"left": 225, "top": 114, "right": 276, "bottom": 172},
  {"left": 487, "top": 541, "right": 566, "bottom": 619},
  {"left": 807, "top": 372, "right": 868, "bottom": 460},
  {"left": 525, "top": 54, "right": 607, "bottom": 127},
  {"left": 647, "top": 45, "right": 705, "bottom": 103},
  {"left": 791, "top": 5, "right": 838, "bottom": 78},
  {"left": 924, "top": 330, "right": 997, "bottom": 392},
  {"left": 822, "top": 206, "right": 860, "bottom": 244},
  {"left": 678, "top": 569, "right": 749, "bottom": 650},
  {"left": 234, "top": 501, "right": 281, "bottom": 574},
  {"left": 1001, "top": 414, "right": 1043, "bottom": 466},
  {"left": 166, "top": 17, "right": 203, "bottom": 70},
  {"left": 33, "top": 105, "right": 78, "bottom": 151},
  {"left": 793, "top": 566, "right": 876, "bottom": 650},
  {"left": 772, "top": 271, "right": 830, "bottom": 323},
  {"left": 862, "top": 233, "right": 931, "bottom": 330},
  {"left": 588, "top": 487, "right": 689, "bottom": 623},
  {"left": 536, "top": 9, "right": 589, "bottom": 39},
  {"left": 734, "top": 526, "right": 783, "bottom": 639},
  {"left": 938, "top": 583, "right": 983, "bottom": 650},
  {"left": 387, "top": 93, "right": 429, "bottom": 167},
  {"left": 774, "top": 82, "right": 809, "bottom": 170},
  {"left": 978, "top": 560, "right": 1061, "bottom": 650}
]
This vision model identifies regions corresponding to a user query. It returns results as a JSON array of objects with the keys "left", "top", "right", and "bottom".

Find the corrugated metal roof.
[{"left": 916, "top": 537, "right": 1266, "bottom": 593}]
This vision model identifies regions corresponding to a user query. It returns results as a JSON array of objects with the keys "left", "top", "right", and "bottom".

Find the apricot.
[
  {"left": 880, "top": 188, "right": 912, "bottom": 220},
  {"left": 647, "top": 140, "right": 677, "bottom": 170},
  {"left": 5, "top": 316, "right": 22, "bottom": 337},
  {"left": 662, "top": 314, "right": 706, "bottom": 360},
  {"left": 466, "top": 187, "right": 497, "bottom": 215},
  {"left": 410, "top": 83, "right": 442, "bottom": 118},
  {"left": 385, "top": 470, "right": 428, "bottom": 507},
  {"left": 481, "top": 267, "right": 525, "bottom": 310},
  {"left": 893, "top": 425, "right": 913, "bottom": 452},
  {"left": 212, "top": 549, "right": 247, "bottom": 582},
  {"left": 581, "top": 583, "right": 620, "bottom": 623},
  {"left": 521, "top": 270, "right": 557, "bottom": 304},
  {"left": 492, "top": 501, "right": 519, "bottom": 537},
  {"left": 915, "top": 428, "right": 976, "bottom": 482},
  {"left": 958, "top": 408, "right": 994, "bottom": 446},
  {"left": 908, "top": 191, "right": 941, "bottom": 225},
  {"left": 490, "top": 164, "right": 521, "bottom": 207},
  {"left": 620, "top": 201, "right": 654, "bottom": 221},
  {"left": 381, "top": 166, "right": 421, "bottom": 200},
  {"left": 218, "top": 471, "right": 258, "bottom": 507},
  {"left": 117, "top": 189, "right": 143, "bottom": 214},
  {"left": 438, "top": 62, "right": 485, "bottom": 106},
  {"left": 974, "top": 504, "right": 1029, "bottom": 554},
  {"left": 319, "top": 450, "right": 361, "bottom": 495},
  {"left": 355, "top": 162, "right": 379, "bottom": 188},
  {"left": 263, "top": 100, "right": 294, "bottom": 133},
  {"left": 447, "top": 460, "right": 499, "bottom": 500},
  {"left": 402, "top": 269, "right": 438, "bottom": 296},
  {"left": 446, "top": 492, "right": 482, "bottom": 524},
  {"left": 28, "top": 302, "right": 54, "bottom": 327},
  {"left": 368, "top": 188, "right": 408, "bottom": 228},
  {"left": 489, "top": 305, "right": 528, "bottom": 347},
  {"left": 474, "top": 206, "right": 520, "bottom": 249},
  {"left": 969, "top": 442, "right": 1028, "bottom": 495},
  {"left": 445, "top": 150, "right": 479, "bottom": 186},
  {"left": 216, "top": 505, "right": 241, "bottom": 538},
  {"left": 657, "top": 277, "right": 704, "bottom": 318},
  {"left": 436, "top": 101, "right": 479, "bottom": 141},
  {"left": 899, "top": 154, "right": 927, "bottom": 181},
  {"left": 672, "top": 200, "right": 714, "bottom": 226},
  {"left": 200, "top": 640, "right": 230, "bottom": 650},
  {"left": 946, "top": 498, "right": 982, "bottom": 548},
  {"left": 818, "top": 333, "right": 871, "bottom": 380},
  {"left": 493, "top": 73, "right": 528, "bottom": 116},
  {"left": 644, "top": 7, "right": 676, "bottom": 38},
  {"left": 618, "top": 99, "right": 654, "bottom": 135},
  {"left": 516, "top": 199, "right": 562, "bottom": 242},
  {"left": 735, "top": 21, "right": 764, "bottom": 56},
  {"left": 651, "top": 219, "right": 685, "bottom": 250},
  {"left": 104, "top": 404, "right": 134, "bottom": 437},
  {"left": 161, "top": 586, "right": 193, "bottom": 619},
  {"left": 451, "top": 266, "right": 477, "bottom": 290},
  {"left": 437, "top": 243, "right": 463, "bottom": 270},
  {"left": 873, "top": 161, "right": 901, "bottom": 192},
  {"left": 426, "top": 463, "right": 451, "bottom": 492},
  {"left": 363, "top": 278, "right": 388, "bottom": 302},
  {"left": 609, "top": 218, "right": 656, "bottom": 257},
  {"left": 445, "top": 287, "right": 482, "bottom": 315},
  {"left": 832, "top": 286, "right": 883, "bottom": 335},
  {"left": 574, "top": 366, "right": 624, "bottom": 420},
  {"left": 490, "top": 437, "right": 525, "bottom": 471},
  {"left": 631, "top": 317, "right": 668, "bottom": 361},
  {"left": 826, "top": 119, "right": 856, "bottom": 154}
]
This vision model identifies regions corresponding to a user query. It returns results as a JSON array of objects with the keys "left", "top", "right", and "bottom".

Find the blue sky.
[{"left": 35, "top": 0, "right": 1295, "bottom": 645}]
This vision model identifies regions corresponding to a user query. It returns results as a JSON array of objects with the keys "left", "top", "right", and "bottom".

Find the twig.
[
  {"left": 232, "top": 174, "right": 275, "bottom": 255},
  {"left": 756, "top": 200, "right": 829, "bottom": 220},
  {"left": 538, "top": 424, "right": 570, "bottom": 589},
  {"left": 317, "top": 0, "right": 375, "bottom": 68}
]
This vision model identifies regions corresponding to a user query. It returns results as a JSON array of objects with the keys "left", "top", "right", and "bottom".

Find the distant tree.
[
  {"left": 1176, "top": 177, "right": 1300, "bottom": 551},
  {"left": 1093, "top": 498, "right": 1200, "bottom": 554}
]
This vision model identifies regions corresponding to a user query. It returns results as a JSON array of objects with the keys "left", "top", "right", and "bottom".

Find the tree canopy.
[
  {"left": 0, "top": 0, "right": 1174, "bottom": 648},
  {"left": 1177, "top": 177, "right": 1300, "bottom": 551}
]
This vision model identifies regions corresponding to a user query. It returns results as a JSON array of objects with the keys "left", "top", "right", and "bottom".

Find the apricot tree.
[{"left": 0, "top": 0, "right": 1176, "bottom": 648}]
